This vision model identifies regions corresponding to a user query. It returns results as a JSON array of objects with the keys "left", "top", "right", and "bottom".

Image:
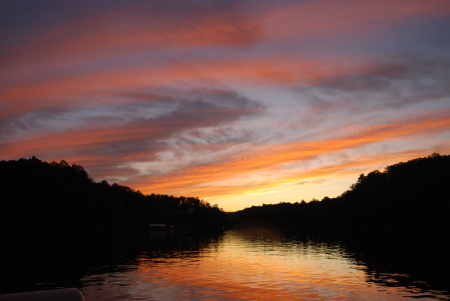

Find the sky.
[{"left": 1, "top": 0, "right": 450, "bottom": 212}]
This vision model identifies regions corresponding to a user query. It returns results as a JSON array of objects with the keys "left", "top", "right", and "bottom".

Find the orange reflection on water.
[{"left": 79, "top": 230, "right": 431, "bottom": 301}]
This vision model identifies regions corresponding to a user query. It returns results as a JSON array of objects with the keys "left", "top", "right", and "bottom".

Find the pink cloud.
[
  {"left": 1, "top": 0, "right": 450, "bottom": 211},
  {"left": 259, "top": 0, "right": 450, "bottom": 39},
  {"left": 129, "top": 109, "right": 450, "bottom": 198}
]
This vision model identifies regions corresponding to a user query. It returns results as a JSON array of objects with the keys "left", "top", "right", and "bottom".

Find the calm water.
[
  {"left": 1, "top": 228, "right": 449, "bottom": 300},
  {"left": 79, "top": 229, "right": 448, "bottom": 300}
]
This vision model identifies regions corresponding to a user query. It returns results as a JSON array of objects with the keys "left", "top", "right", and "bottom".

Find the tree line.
[
  {"left": 0, "top": 157, "right": 227, "bottom": 231},
  {"left": 1, "top": 153, "right": 449, "bottom": 234},
  {"left": 230, "top": 153, "right": 450, "bottom": 234}
]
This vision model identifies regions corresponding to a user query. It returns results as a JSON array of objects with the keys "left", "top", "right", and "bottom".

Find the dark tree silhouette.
[
  {"left": 0, "top": 157, "right": 228, "bottom": 231},
  {"left": 231, "top": 153, "right": 450, "bottom": 234}
]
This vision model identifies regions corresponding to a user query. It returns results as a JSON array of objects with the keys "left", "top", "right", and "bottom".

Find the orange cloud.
[
  {"left": 0, "top": 53, "right": 351, "bottom": 116},
  {"left": 1, "top": 0, "right": 450, "bottom": 213},
  {"left": 132, "top": 110, "right": 450, "bottom": 199},
  {"left": 2, "top": 2, "right": 264, "bottom": 71},
  {"left": 0, "top": 87, "right": 264, "bottom": 179},
  {"left": 3, "top": 107, "right": 444, "bottom": 205},
  {"left": 2, "top": 0, "right": 449, "bottom": 104}
]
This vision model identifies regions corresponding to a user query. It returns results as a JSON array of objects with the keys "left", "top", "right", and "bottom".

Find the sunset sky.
[{"left": 1, "top": 0, "right": 450, "bottom": 211}]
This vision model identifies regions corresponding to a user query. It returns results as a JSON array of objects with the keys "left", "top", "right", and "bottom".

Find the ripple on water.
[{"left": 77, "top": 230, "right": 450, "bottom": 300}]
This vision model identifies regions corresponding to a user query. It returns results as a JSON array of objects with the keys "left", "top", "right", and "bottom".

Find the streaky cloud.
[
  {"left": 0, "top": 86, "right": 266, "bottom": 183},
  {"left": 131, "top": 110, "right": 450, "bottom": 199},
  {"left": 1, "top": 0, "right": 450, "bottom": 211}
]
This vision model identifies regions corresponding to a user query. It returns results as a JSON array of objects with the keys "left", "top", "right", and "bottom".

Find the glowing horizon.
[{"left": 1, "top": 0, "right": 450, "bottom": 211}]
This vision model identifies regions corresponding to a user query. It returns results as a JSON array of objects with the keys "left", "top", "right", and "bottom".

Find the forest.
[
  {"left": 0, "top": 157, "right": 227, "bottom": 231},
  {"left": 1, "top": 153, "right": 449, "bottom": 235},
  {"left": 230, "top": 153, "right": 450, "bottom": 234}
]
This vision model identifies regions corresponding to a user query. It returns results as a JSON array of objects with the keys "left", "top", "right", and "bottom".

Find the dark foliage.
[
  {"left": 231, "top": 153, "right": 450, "bottom": 233},
  {"left": 0, "top": 157, "right": 228, "bottom": 231}
]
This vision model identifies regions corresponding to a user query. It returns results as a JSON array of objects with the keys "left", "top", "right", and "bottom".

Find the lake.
[{"left": 1, "top": 228, "right": 449, "bottom": 300}]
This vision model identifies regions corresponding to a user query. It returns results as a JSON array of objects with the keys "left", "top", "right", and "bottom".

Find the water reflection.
[
  {"left": 341, "top": 231, "right": 450, "bottom": 300},
  {"left": 79, "top": 229, "right": 449, "bottom": 300},
  {"left": 1, "top": 229, "right": 449, "bottom": 300}
]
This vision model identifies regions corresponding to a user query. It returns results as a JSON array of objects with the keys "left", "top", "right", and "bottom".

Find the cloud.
[
  {"left": 0, "top": 87, "right": 266, "bottom": 181},
  {"left": 129, "top": 109, "right": 450, "bottom": 198},
  {"left": 295, "top": 179, "right": 328, "bottom": 186},
  {"left": 1, "top": 0, "right": 450, "bottom": 211},
  {"left": 5, "top": 0, "right": 449, "bottom": 113},
  {"left": 1, "top": 1, "right": 264, "bottom": 67},
  {"left": 262, "top": 0, "right": 450, "bottom": 36},
  {"left": 315, "top": 55, "right": 450, "bottom": 94},
  {"left": 289, "top": 53, "right": 450, "bottom": 123}
]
